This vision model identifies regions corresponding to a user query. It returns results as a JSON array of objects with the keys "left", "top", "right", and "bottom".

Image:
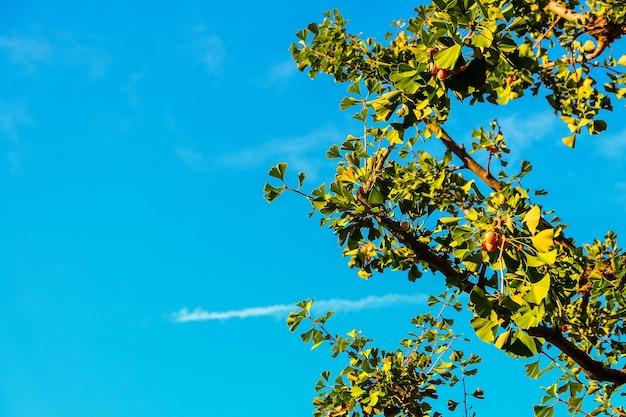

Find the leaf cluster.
[{"left": 266, "top": 1, "right": 626, "bottom": 415}]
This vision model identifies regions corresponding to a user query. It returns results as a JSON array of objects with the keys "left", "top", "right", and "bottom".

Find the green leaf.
[
  {"left": 340, "top": 96, "right": 360, "bottom": 110},
  {"left": 268, "top": 162, "right": 288, "bottom": 180},
  {"left": 471, "top": 388, "right": 485, "bottom": 399},
  {"left": 531, "top": 229, "right": 554, "bottom": 253},
  {"left": 447, "top": 400, "right": 459, "bottom": 411},
  {"left": 298, "top": 172, "right": 306, "bottom": 189},
  {"left": 503, "top": 330, "right": 540, "bottom": 357},
  {"left": 525, "top": 359, "right": 541, "bottom": 379},
  {"left": 512, "top": 306, "right": 543, "bottom": 329},
  {"left": 524, "top": 274, "right": 550, "bottom": 304},
  {"left": 348, "top": 82, "right": 361, "bottom": 94},
  {"left": 264, "top": 183, "right": 285, "bottom": 202},
  {"left": 523, "top": 206, "right": 541, "bottom": 235},
  {"left": 470, "top": 311, "right": 499, "bottom": 343},
  {"left": 385, "top": 128, "right": 402, "bottom": 144},
  {"left": 326, "top": 144, "right": 341, "bottom": 159},
  {"left": 351, "top": 385, "right": 366, "bottom": 397},
  {"left": 368, "top": 187, "right": 385, "bottom": 205},
  {"left": 592, "top": 119, "right": 607, "bottom": 134},
  {"left": 534, "top": 405, "right": 555, "bottom": 417},
  {"left": 471, "top": 27, "right": 493, "bottom": 48},
  {"left": 434, "top": 44, "right": 462, "bottom": 69}
]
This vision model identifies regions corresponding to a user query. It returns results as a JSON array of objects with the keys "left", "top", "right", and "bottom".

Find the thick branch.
[
  {"left": 546, "top": 1, "right": 586, "bottom": 22},
  {"left": 528, "top": 325, "right": 626, "bottom": 385},
  {"left": 543, "top": 1, "right": 625, "bottom": 63},
  {"left": 355, "top": 188, "right": 461, "bottom": 281},
  {"left": 358, "top": 179, "right": 623, "bottom": 385},
  {"left": 416, "top": 126, "right": 626, "bottom": 384}
]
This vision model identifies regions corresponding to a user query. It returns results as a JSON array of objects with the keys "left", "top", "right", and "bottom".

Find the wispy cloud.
[
  {"left": 184, "top": 25, "right": 225, "bottom": 74},
  {"left": 0, "top": 32, "right": 109, "bottom": 78},
  {"left": 172, "top": 293, "right": 429, "bottom": 323},
  {"left": 7, "top": 151, "right": 25, "bottom": 176},
  {"left": 256, "top": 60, "right": 298, "bottom": 89},
  {"left": 58, "top": 33, "right": 110, "bottom": 79},
  {"left": 0, "top": 100, "right": 33, "bottom": 142},
  {"left": 197, "top": 35, "right": 225, "bottom": 73},
  {"left": 0, "top": 100, "right": 33, "bottom": 175},
  {"left": 497, "top": 111, "right": 558, "bottom": 149},
  {"left": 175, "top": 146, "right": 206, "bottom": 172},
  {"left": 214, "top": 126, "right": 342, "bottom": 178},
  {"left": 0, "top": 35, "right": 51, "bottom": 73},
  {"left": 615, "top": 182, "right": 626, "bottom": 202},
  {"left": 594, "top": 127, "right": 626, "bottom": 163},
  {"left": 123, "top": 71, "right": 146, "bottom": 108}
]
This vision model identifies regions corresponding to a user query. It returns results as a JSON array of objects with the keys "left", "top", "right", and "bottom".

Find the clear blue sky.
[{"left": 1, "top": 1, "right": 625, "bottom": 416}]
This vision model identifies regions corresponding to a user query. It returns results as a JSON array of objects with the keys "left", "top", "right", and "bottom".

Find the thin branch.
[
  {"left": 361, "top": 145, "right": 395, "bottom": 195},
  {"left": 428, "top": 124, "right": 500, "bottom": 190},
  {"left": 533, "top": 17, "right": 561, "bottom": 49},
  {"left": 431, "top": 124, "right": 576, "bottom": 251}
]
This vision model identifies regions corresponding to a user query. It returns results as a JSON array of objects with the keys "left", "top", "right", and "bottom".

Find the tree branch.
[
  {"left": 543, "top": 1, "right": 626, "bottom": 64},
  {"left": 431, "top": 124, "right": 577, "bottom": 250},
  {"left": 546, "top": 1, "right": 586, "bottom": 23},
  {"left": 405, "top": 125, "right": 626, "bottom": 385},
  {"left": 527, "top": 325, "right": 626, "bottom": 385},
  {"left": 428, "top": 124, "right": 500, "bottom": 191},
  {"left": 355, "top": 188, "right": 461, "bottom": 281}
]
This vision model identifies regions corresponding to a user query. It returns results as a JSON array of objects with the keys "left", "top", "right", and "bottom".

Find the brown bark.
[
  {"left": 545, "top": 1, "right": 626, "bottom": 62},
  {"left": 527, "top": 325, "right": 626, "bottom": 385},
  {"left": 546, "top": 1, "right": 586, "bottom": 22}
]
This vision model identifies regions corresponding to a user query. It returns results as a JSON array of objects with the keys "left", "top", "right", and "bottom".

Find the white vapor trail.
[{"left": 172, "top": 293, "right": 428, "bottom": 323}]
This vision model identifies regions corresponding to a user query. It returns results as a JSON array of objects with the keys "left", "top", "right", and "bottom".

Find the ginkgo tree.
[{"left": 265, "top": 1, "right": 626, "bottom": 416}]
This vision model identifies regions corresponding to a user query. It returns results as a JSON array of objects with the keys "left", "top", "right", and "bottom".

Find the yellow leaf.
[
  {"left": 523, "top": 206, "right": 541, "bottom": 234},
  {"left": 617, "top": 54, "right": 626, "bottom": 66},
  {"left": 562, "top": 135, "right": 576, "bottom": 148},
  {"left": 524, "top": 274, "right": 550, "bottom": 304},
  {"left": 358, "top": 269, "right": 372, "bottom": 279},
  {"left": 531, "top": 229, "right": 554, "bottom": 253}
]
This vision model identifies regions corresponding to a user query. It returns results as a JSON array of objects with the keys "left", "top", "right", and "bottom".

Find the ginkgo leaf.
[
  {"left": 434, "top": 44, "right": 462, "bottom": 69},
  {"left": 523, "top": 206, "right": 541, "bottom": 234},
  {"left": 531, "top": 229, "right": 554, "bottom": 253}
]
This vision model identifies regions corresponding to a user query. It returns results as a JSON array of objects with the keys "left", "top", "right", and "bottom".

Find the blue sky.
[{"left": 1, "top": 1, "right": 625, "bottom": 416}]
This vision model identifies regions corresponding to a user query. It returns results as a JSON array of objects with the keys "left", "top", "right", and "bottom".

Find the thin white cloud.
[
  {"left": 594, "top": 127, "right": 626, "bottom": 162},
  {"left": 172, "top": 293, "right": 429, "bottom": 323},
  {"left": 0, "top": 35, "right": 51, "bottom": 72},
  {"left": 183, "top": 24, "right": 225, "bottom": 74},
  {"left": 7, "top": 151, "right": 25, "bottom": 176},
  {"left": 0, "top": 100, "right": 33, "bottom": 175},
  {"left": 198, "top": 35, "right": 225, "bottom": 73},
  {"left": 123, "top": 71, "right": 146, "bottom": 108},
  {"left": 214, "top": 126, "right": 342, "bottom": 178},
  {"left": 497, "top": 111, "right": 558, "bottom": 149},
  {"left": 0, "top": 33, "right": 109, "bottom": 78},
  {"left": 58, "top": 33, "right": 110, "bottom": 79},
  {"left": 0, "top": 100, "right": 32, "bottom": 142},
  {"left": 175, "top": 146, "right": 206, "bottom": 172},
  {"left": 256, "top": 60, "right": 298, "bottom": 89}
]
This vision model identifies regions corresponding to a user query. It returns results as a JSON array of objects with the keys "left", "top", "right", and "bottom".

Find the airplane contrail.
[{"left": 172, "top": 293, "right": 428, "bottom": 323}]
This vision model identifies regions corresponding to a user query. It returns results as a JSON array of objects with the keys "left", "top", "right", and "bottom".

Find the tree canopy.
[{"left": 265, "top": 1, "right": 626, "bottom": 416}]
